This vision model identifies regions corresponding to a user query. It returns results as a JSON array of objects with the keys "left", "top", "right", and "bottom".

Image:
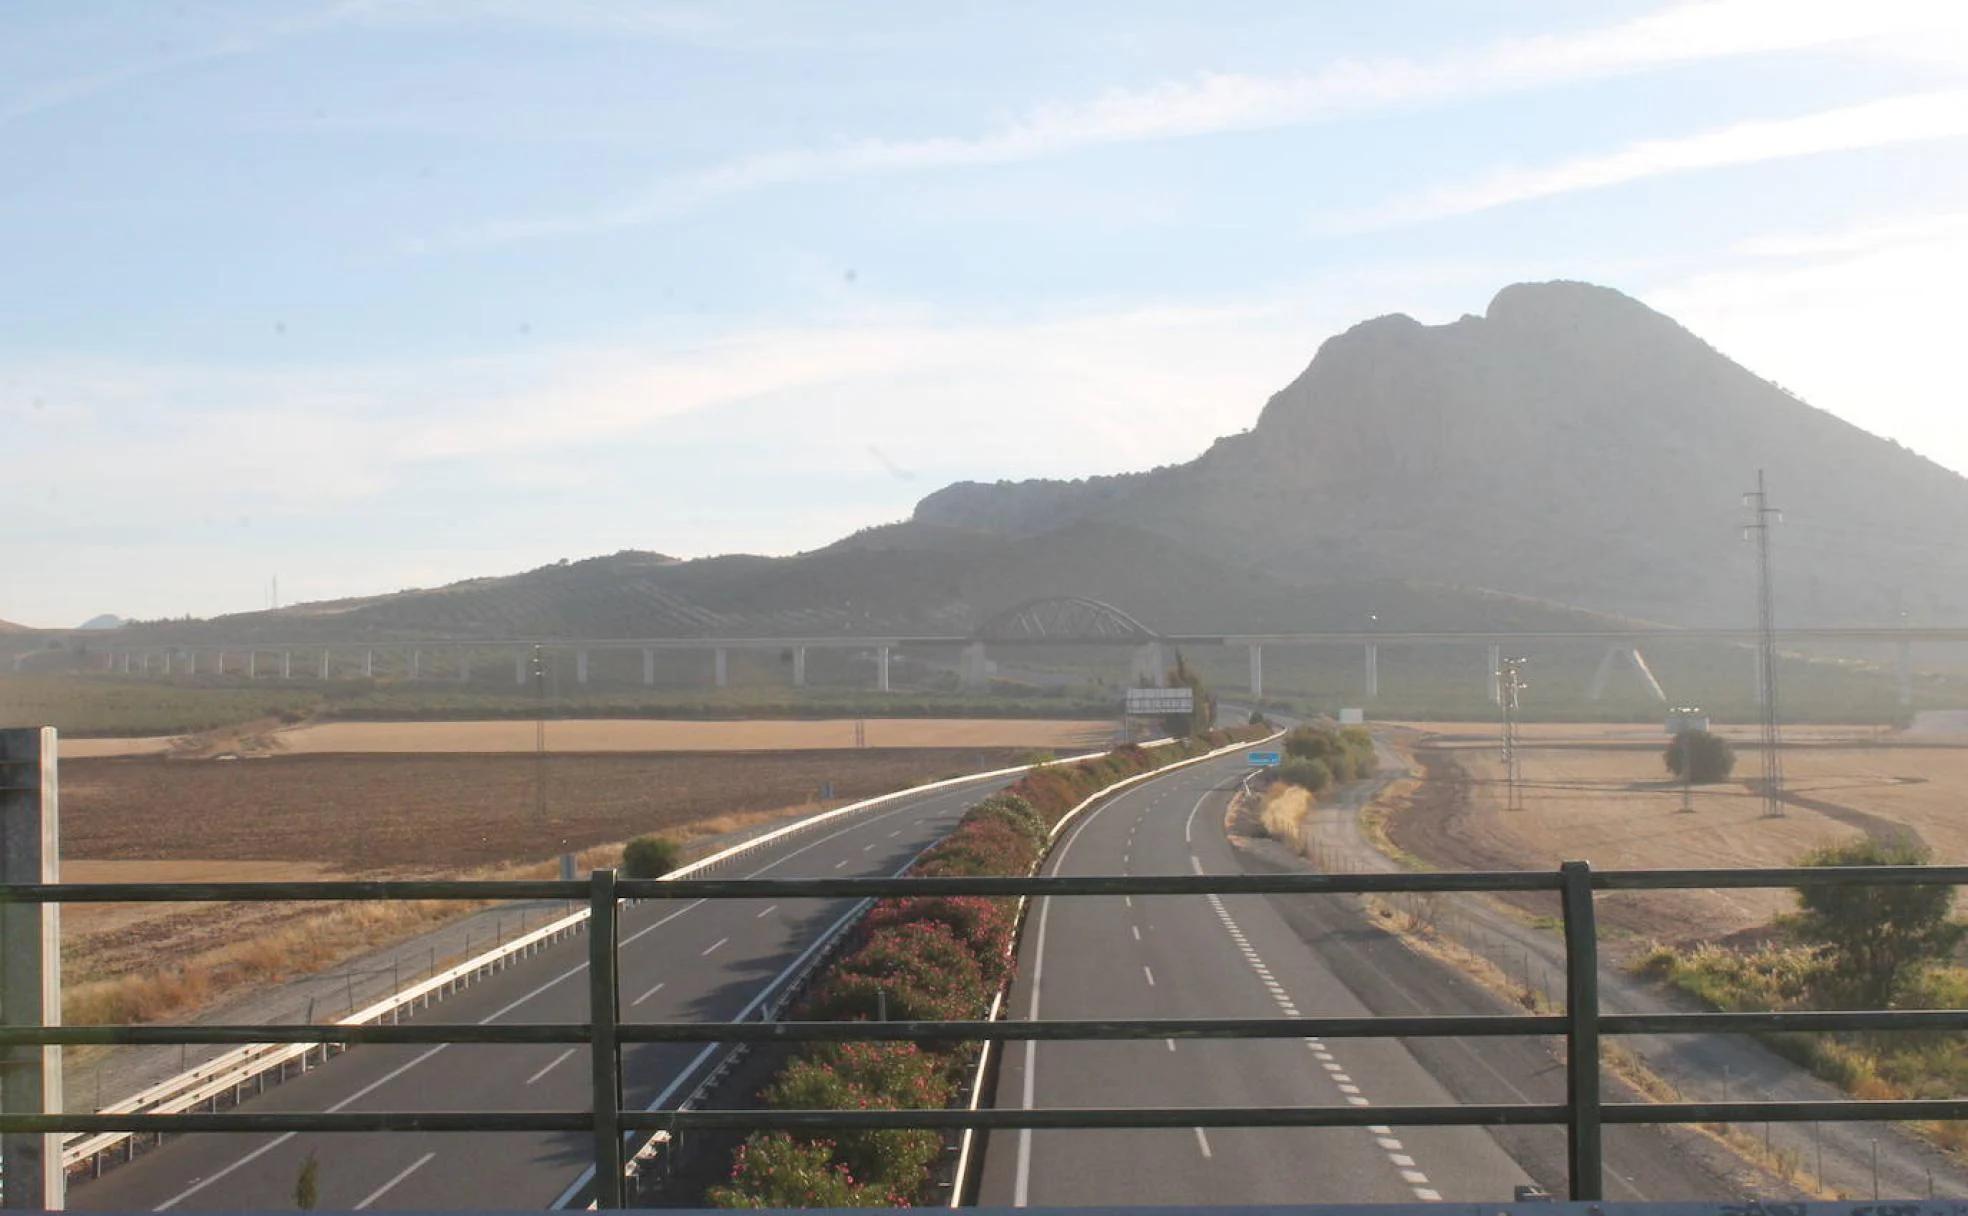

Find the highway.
[
  {"left": 71, "top": 776, "right": 1012, "bottom": 1212},
  {"left": 977, "top": 753, "right": 1730, "bottom": 1206}
]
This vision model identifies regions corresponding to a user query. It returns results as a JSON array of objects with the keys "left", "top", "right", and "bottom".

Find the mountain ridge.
[{"left": 97, "top": 280, "right": 1968, "bottom": 643}]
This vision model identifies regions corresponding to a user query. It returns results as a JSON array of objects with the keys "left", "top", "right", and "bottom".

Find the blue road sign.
[{"left": 1247, "top": 751, "right": 1282, "bottom": 767}]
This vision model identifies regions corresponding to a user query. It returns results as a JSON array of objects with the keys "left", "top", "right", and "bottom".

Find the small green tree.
[
  {"left": 1276, "top": 756, "right": 1331, "bottom": 793},
  {"left": 294, "top": 1151, "right": 319, "bottom": 1210},
  {"left": 1664, "top": 729, "right": 1736, "bottom": 783},
  {"left": 621, "top": 836, "right": 683, "bottom": 879},
  {"left": 1790, "top": 836, "right": 1963, "bottom": 1009}
]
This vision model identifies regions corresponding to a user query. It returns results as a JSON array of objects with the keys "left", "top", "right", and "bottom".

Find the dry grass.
[
  {"left": 272, "top": 718, "right": 1115, "bottom": 754},
  {"left": 1258, "top": 786, "right": 1312, "bottom": 850},
  {"left": 1387, "top": 729, "right": 1968, "bottom": 943}
]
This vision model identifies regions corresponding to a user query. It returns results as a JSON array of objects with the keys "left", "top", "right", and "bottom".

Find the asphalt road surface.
[
  {"left": 977, "top": 753, "right": 1733, "bottom": 1207},
  {"left": 71, "top": 776, "right": 1012, "bottom": 1212}
]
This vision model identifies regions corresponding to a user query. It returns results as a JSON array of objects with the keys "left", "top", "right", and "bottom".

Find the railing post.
[
  {"left": 588, "top": 869, "right": 624, "bottom": 1209},
  {"left": 1, "top": 727, "right": 64, "bottom": 1211},
  {"left": 1560, "top": 859, "right": 1602, "bottom": 1201}
]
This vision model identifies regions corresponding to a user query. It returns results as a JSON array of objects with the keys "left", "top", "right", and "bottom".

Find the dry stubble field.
[
  {"left": 60, "top": 744, "right": 1027, "bottom": 1023},
  {"left": 1382, "top": 724, "right": 1968, "bottom": 948}
]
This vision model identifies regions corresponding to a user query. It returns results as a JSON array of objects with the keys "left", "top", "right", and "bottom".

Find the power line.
[{"left": 1744, "top": 471, "right": 1784, "bottom": 818}]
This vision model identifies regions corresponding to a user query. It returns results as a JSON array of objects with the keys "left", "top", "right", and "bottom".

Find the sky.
[{"left": 5, "top": 0, "right": 1968, "bottom": 628}]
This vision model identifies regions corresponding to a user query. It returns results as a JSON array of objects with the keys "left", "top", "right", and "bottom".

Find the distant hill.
[
  {"left": 916, "top": 281, "right": 1968, "bottom": 628},
  {"left": 107, "top": 281, "right": 1968, "bottom": 646},
  {"left": 113, "top": 534, "right": 1625, "bottom": 646},
  {"left": 0, "top": 618, "right": 28, "bottom": 634},
  {"left": 77, "top": 615, "right": 126, "bottom": 631}
]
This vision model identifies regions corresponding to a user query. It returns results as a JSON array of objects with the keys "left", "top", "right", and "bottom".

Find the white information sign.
[{"left": 1125, "top": 687, "right": 1195, "bottom": 716}]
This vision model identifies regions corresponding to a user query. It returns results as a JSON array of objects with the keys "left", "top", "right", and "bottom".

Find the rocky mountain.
[
  {"left": 916, "top": 281, "right": 1968, "bottom": 628},
  {"left": 106, "top": 280, "right": 1968, "bottom": 645}
]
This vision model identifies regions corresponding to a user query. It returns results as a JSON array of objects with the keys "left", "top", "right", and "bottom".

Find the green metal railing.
[{"left": 5, "top": 863, "right": 1968, "bottom": 1207}]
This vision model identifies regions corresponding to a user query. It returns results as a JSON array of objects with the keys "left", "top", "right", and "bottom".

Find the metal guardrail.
[{"left": 7, "top": 862, "right": 1968, "bottom": 1206}]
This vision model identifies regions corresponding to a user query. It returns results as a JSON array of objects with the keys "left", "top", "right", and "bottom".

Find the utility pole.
[
  {"left": 1498, "top": 656, "right": 1527, "bottom": 812},
  {"left": 531, "top": 645, "right": 548, "bottom": 821},
  {"left": 1744, "top": 471, "right": 1784, "bottom": 818}
]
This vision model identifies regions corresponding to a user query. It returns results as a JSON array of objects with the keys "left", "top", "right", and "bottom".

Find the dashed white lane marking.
[
  {"left": 1123, "top": 895, "right": 1133, "bottom": 908},
  {"left": 632, "top": 981, "right": 666, "bottom": 1006},
  {"left": 1131, "top": 925, "right": 1141, "bottom": 941},
  {"left": 756, "top": 905, "right": 778, "bottom": 919},
  {"left": 889, "top": 829, "right": 902, "bottom": 837},
  {"left": 834, "top": 859, "right": 849, "bottom": 869},
  {"left": 1194, "top": 1128, "right": 1213, "bottom": 1159},
  {"left": 701, "top": 937, "right": 729, "bottom": 957},
  {"left": 525, "top": 1048, "right": 577, "bottom": 1085},
  {"left": 863, "top": 842, "right": 877, "bottom": 851},
  {"left": 353, "top": 1151, "right": 436, "bottom": 1210},
  {"left": 1201, "top": 889, "right": 1443, "bottom": 1202},
  {"left": 1165, "top": 1039, "right": 1177, "bottom": 1051},
  {"left": 1143, "top": 965, "right": 1157, "bottom": 987}
]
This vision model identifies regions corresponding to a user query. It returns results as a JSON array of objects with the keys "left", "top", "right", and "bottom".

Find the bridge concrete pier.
[
  {"left": 457, "top": 652, "right": 470, "bottom": 683},
  {"left": 1899, "top": 640, "right": 1914, "bottom": 707},
  {"left": 244, "top": 651, "right": 255, "bottom": 679},
  {"left": 1488, "top": 644, "right": 1502, "bottom": 706},
  {"left": 576, "top": 651, "right": 589, "bottom": 685},
  {"left": 515, "top": 651, "right": 528, "bottom": 686},
  {"left": 281, "top": 651, "right": 292, "bottom": 680},
  {"left": 877, "top": 646, "right": 892, "bottom": 692},
  {"left": 1130, "top": 642, "right": 1167, "bottom": 686},
  {"left": 643, "top": 648, "right": 656, "bottom": 686},
  {"left": 792, "top": 646, "right": 807, "bottom": 687},
  {"left": 320, "top": 650, "right": 330, "bottom": 680},
  {"left": 410, "top": 649, "right": 422, "bottom": 681},
  {"left": 960, "top": 642, "right": 990, "bottom": 692},
  {"left": 714, "top": 648, "right": 728, "bottom": 688},
  {"left": 1365, "top": 642, "right": 1379, "bottom": 700},
  {"left": 1246, "top": 643, "right": 1263, "bottom": 699}
]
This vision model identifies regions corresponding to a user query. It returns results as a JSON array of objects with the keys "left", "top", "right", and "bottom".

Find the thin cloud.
[
  {"left": 1348, "top": 89, "right": 1968, "bottom": 228},
  {"left": 435, "top": 0, "right": 1963, "bottom": 247}
]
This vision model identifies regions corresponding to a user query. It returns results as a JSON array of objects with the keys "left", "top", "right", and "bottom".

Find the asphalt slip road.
[
  {"left": 72, "top": 776, "right": 1013, "bottom": 1213},
  {"left": 978, "top": 753, "right": 1725, "bottom": 1207}
]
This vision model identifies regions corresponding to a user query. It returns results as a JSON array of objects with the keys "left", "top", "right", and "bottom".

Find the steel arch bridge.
[{"left": 971, "top": 597, "right": 1159, "bottom": 644}]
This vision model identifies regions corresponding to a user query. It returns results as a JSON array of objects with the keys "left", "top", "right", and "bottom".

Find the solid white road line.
[
  {"left": 353, "top": 1151, "right": 437, "bottom": 1210},
  {"left": 632, "top": 981, "right": 666, "bottom": 1007},
  {"left": 525, "top": 1049, "right": 577, "bottom": 1086},
  {"left": 1183, "top": 789, "right": 1213, "bottom": 844}
]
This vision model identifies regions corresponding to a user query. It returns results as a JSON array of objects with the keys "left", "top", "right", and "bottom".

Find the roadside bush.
[
  {"left": 861, "top": 896, "right": 1018, "bottom": 982},
  {"left": 761, "top": 1051, "right": 946, "bottom": 1193},
  {"left": 1276, "top": 756, "right": 1331, "bottom": 793},
  {"left": 709, "top": 1134, "right": 894, "bottom": 1208},
  {"left": 960, "top": 793, "right": 1048, "bottom": 849},
  {"left": 1789, "top": 836, "right": 1962, "bottom": 1009},
  {"left": 620, "top": 835, "right": 682, "bottom": 878},
  {"left": 1664, "top": 729, "right": 1736, "bottom": 783}
]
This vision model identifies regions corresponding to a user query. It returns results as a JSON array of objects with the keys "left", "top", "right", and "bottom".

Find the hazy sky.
[{"left": 6, "top": 1, "right": 1967, "bottom": 627}]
